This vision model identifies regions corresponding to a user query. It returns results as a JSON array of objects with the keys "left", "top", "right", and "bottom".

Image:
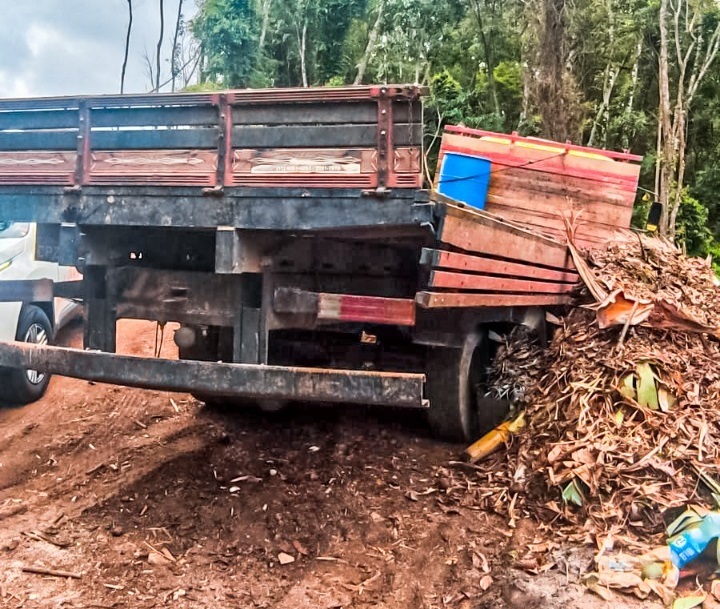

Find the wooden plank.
[
  {"left": 421, "top": 248, "right": 578, "bottom": 282},
  {"left": 0, "top": 131, "right": 78, "bottom": 151},
  {"left": 92, "top": 106, "right": 219, "bottom": 128},
  {"left": 485, "top": 200, "right": 632, "bottom": 235},
  {"left": 416, "top": 291, "right": 573, "bottom": 308},
  {"left": 0, "top": 151, "right": 76, "bottom": 185},
  {"left": 445, "top": 125, "right": 642, "bottom": 161},
  {"left": 87, "top": 150, "right": 217, "bottom": 186},
  {"left": 233, "top": 103, "right": 379, "bottom": 125},
  {"left": 91, "top": 128, "right": 218, "bottom": 150},
  {"left": 234, "top": 124, "right": 377, "bottom": 148},
  {"left": 435, "top": 200, "right": 573, "bottom": 270},
  {"left": 232, "top": 123, "right": 421, "bottom": 148},
  {"left": 0, "top": 109, "right": 79, "bottom": 130},
  {"left": 486, "top": 166, "right": 637, "bottom": 203},
  {"left": 440, "top": 133, "right": 641, "bottom": 185},
  {"left": 484, "top": 195, "right": 633, "bottom": 228},
  {"left": 429, "top": 270, "right": 576, "bottom": 294}
]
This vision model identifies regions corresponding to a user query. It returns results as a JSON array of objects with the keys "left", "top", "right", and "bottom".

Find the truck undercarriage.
[{"left": 0, "top": 84, "right": 641, "bottom": 441}]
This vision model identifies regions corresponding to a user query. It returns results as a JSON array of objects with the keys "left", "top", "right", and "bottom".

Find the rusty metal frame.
[{"left": 0, "top": 340, "right": 427, "bottom": 408}]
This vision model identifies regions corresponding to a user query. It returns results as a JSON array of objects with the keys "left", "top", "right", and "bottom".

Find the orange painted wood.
[
  {"left": 436, "top": 201, "right": 573, "bottom": 271},
  {"left": 485, "top": 167, "right": 636, "bottom": 205},
  {"left": 430, "top": 270, "right": 577, "bottom": 294},
  {"left": 440, "top": 133, "right": 641, "bottom": 187},
  {"left": 88, "top": 150, "right": 217, "bottom": 186},
  {"left": 416, "top": 291, "right": 573, "bottom": 308},
  {"left": 421, "top": 248, "right": 579, "bottom": 283},
  {"left": 0, "top": 151, "right": 76, "bottom": 185}
]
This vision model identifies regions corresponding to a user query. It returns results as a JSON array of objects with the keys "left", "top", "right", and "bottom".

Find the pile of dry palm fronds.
[{"left": 473, "top": 234, "right": 720, "bottom": 538}]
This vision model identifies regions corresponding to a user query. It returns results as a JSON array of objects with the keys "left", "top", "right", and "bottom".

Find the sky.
[{"left": 0, "top": 0, "right": 199, "bottom": 99}]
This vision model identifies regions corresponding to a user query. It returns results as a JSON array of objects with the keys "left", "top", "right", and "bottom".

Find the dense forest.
[{"left": 179, "top": 0, "right": 720, "bottom": 258}]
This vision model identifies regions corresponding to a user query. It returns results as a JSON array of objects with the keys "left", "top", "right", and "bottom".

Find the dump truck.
[{"left": 0, "top": 85, "right": 642, "bottom": 441}]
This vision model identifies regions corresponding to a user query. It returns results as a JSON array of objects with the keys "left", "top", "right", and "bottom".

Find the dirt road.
[{"left": 0, "top": 321, "right": 651, "bottom": 608}]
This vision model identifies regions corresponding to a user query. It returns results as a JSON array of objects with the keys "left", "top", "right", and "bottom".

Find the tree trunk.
[
  {"left": 171, "top": 0, "right": 184, "bottom": 92},
  {"left": 657, "top": 0, "right": 674, "bottom": 235},
  {"left": 471, "top": 1, "right": 501, "bottom": 116},
  {"left": 354, "top": 0, "right": 386, "bottom": 85},
  {"left": 621, "top": 36, "right": 642, "bottom": 150},
  {"left": 120, "top": 0, "right": 133, "bottom": 94},
  {"left": 300, "top": 22, "right": 308, "bottom": 87},
  {"left": 155, "top": 0, "right": 165, "bottom": 92},
  {"left": 259, "top": 0, "right": 272, "bottom": 49},
  {"left": 587, "top": 64, "right": 616, "bottom": 147}
]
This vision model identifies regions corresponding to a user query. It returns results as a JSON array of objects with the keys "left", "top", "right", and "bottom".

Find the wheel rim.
[{"left": 24, "top": 322, "right": 49, "bottom": 385}]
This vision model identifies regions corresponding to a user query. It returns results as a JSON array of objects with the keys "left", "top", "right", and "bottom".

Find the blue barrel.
[{"left": 437, "top": 152, "right": 492, "bottom": 209}]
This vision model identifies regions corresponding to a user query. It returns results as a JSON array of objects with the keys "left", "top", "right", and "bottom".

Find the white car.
[{"left": 0, "top": 222, "right": 81, "bottom": 404}]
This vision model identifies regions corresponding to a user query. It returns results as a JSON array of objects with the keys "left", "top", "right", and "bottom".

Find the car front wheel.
[{"left": 0, "top": 305, "right": 53, "bottom": 405}]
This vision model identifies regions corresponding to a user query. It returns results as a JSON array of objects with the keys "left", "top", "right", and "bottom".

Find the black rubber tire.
[
  {"left": 426, "top": 331, "right": 493, "bottom": 442},
  {"left": 0, "top": 305, "right": 53, "bottom": 405}
]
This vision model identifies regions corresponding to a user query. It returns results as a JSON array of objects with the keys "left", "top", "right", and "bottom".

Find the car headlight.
[{"left": 0, "top": 259, "right": 11, "bottom": 272}]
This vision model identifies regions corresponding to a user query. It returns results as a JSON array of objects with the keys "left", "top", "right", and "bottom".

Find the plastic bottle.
[{"left": 668, "top": 510, "right": 720, "bottom": 568}]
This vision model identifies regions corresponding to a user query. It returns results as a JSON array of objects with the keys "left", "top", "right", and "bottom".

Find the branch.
[{"left": 120, "top": 0, "right": 133, "bottom": 94}]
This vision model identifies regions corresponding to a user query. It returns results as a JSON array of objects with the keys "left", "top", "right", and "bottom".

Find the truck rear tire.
[
  {"left": 0, "top": 305, "right": 53, "bottom": 405},
  {"left": 426, "top": 330, "right": 504, "bottom": 442}
]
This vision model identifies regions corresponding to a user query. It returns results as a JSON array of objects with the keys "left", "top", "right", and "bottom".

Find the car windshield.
[{"left": 0, "top": 222, "right": 30, "bottom": 239}]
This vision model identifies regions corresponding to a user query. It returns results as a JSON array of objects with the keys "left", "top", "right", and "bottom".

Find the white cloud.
[{"left": 0, "top": 0, "right": 198, "bottom": 98}]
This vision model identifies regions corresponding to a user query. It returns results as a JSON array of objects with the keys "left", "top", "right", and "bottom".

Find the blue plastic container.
[{"left": 437, "top": 152, "right": 492, "bottom": 209}]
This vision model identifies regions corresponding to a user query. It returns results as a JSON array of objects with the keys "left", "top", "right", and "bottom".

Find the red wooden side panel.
[
  {"left": 422, "top": 248, "right": 579, "bottom": 283},
  {"left": 418, "top": 201, "right": 578, "bottom": 309},
  {"left": 417, "top": 292, "right": 573, "bottom": 308},
  {"left": 0, "top": 85, "right": 424, "bottom": 189},
  {"left": 0, "top": 152, "right": 76, "bottom": 185},
  {"left": 438, "top": 127, "right": 643, "bottom": 250},
  {"left": 437, "top": 202, "right": 573, "bottom": 270},
  {"left": 87, "top": 150, "right": 218, "bottom": 186},
  {"left": 317, "top": 293, "right": 416, "bottom": 326}
]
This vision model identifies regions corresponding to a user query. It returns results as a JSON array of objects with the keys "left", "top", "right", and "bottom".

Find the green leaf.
[
  {"left": 672, "top": 595, "right": 706, "bottom": 609},
  {"left": 619, "top": 374, "right": 636, "bottom": 400},
  {"left": 562, "top": 479, "right": 584, "bottom": 507},
  {"left": 636, "top": 363, "right": 659, "bottom": 410},
  {"left": 614, "top": 409, "right": 625, "bottom": 426}
]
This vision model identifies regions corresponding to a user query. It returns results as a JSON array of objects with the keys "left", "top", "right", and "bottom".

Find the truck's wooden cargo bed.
[
  {"left": 438, "top": 126, "right": 642, "bottom": 250},
  {"left": 420, "top": 199, "right": 579, "bottom": 308},
  {"left": 0, "top": 85, "right": 423, "bottom": 190}
]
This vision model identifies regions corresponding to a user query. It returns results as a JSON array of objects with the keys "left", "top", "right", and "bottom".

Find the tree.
[
  {"left": 120, "top": 0, "right": 133, "bottom": 94},
  {"left": 156, "top": 0, "right": 165, "bottom": 92},
  {"left": 192, "top": 0, "right": 262, "bottom": 88},
  {"left": 657, "top": 0, "right": 720, "bottom": 236}
]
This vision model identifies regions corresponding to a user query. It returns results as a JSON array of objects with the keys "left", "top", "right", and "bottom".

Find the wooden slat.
[
  {"left": 0, "top": 131, "right": 78, "bottom": 151},
  {"left": 436, "top": 200, "right": 573, "bottom": 270},
  {"left": 430, "top": 270, "right": 576, "bottom": 294},
  {"left": 0, "top": 109, "right": 79, "bottom": 130},
  {"left": 233, "top": 103, "right": 379, "bottom": 125},
  {"left": 92, "top": 128, "right": 218, "bottom": 150},
  {"left": 485, "top": 167, "right": 636, "bottom": 203},
  {"left": 233, "top": 123, "right": 421, "bottom": 148},
  {"left": 421, "top": 248, "right": 578, "bottom": 282},
  {"left": 416, "top": 291, "right": 573, "bottom": 308},
  {"left": 484, "top": 199, "right": 633, "bottom": 237},
  {"left": 92, "top": 106, "right": 219, "bottom": 127},
  {"left": 484, "top": 196, "right": 632, "bottom": 229},
  {"left": 440, "top": 133, "right": 641, "bottom": 186}
]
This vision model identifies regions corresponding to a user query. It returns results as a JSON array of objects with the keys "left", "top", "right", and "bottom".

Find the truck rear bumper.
[{"left": 0, "top": 341, "right": 427, "bottom": 409}]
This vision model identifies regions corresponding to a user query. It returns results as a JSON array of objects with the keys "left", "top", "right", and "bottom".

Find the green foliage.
[
  {"left": 188, "top": 0, "right": 720, "bottom": 252},
  {"left": 676, "top": 189, "right": 714, "bottom": 257},
  {"left": 192, "top": 0, "right": 263, "bottom": 88}
]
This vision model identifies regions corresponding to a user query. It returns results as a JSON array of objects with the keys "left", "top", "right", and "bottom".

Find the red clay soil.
[{"left": 0, "top": 320, "right": 653, "bottom": 608}]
